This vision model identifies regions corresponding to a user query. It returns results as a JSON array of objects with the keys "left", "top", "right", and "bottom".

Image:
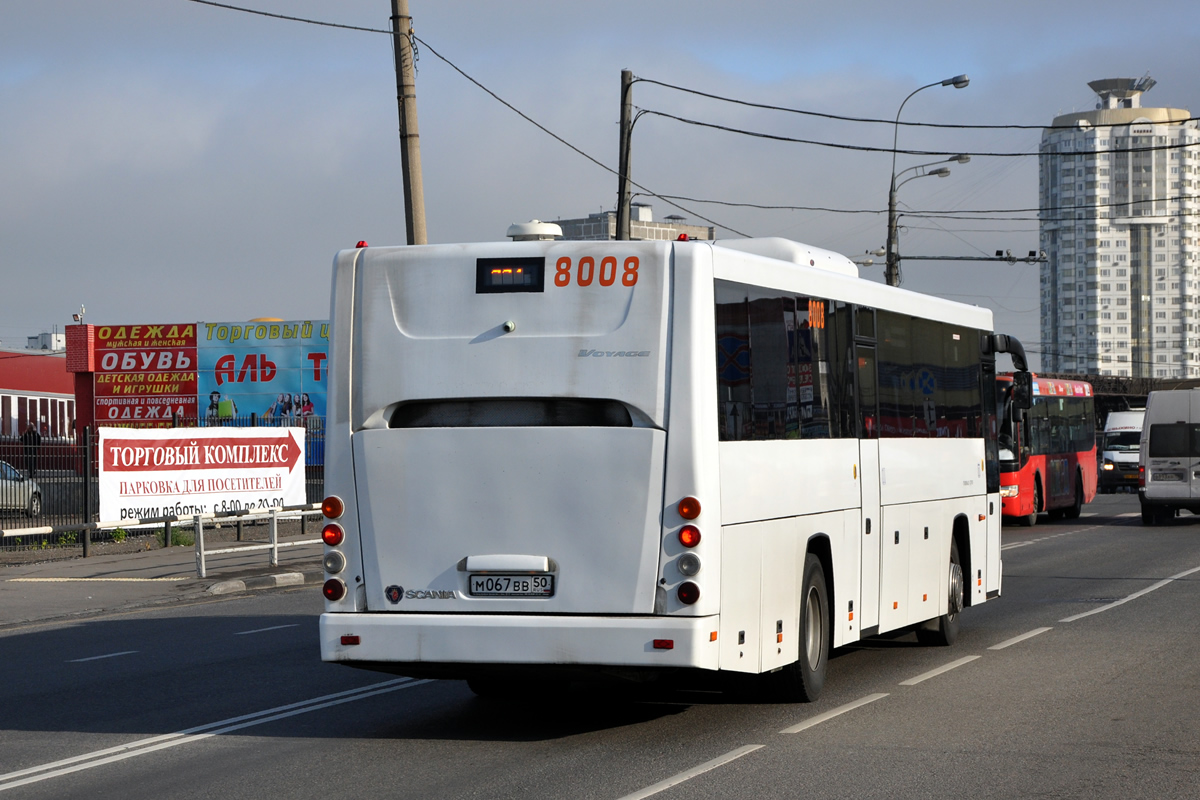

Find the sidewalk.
[{"left": 0, "top": 530, "right": 323, "bottom": 629}]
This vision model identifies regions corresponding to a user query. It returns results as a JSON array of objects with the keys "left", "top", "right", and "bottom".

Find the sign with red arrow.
[{"left": 98, "top": 427, "right": 306, "bottom": 522}]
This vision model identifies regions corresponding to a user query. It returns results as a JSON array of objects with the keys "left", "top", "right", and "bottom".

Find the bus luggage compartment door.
[{"left": 351, "top": 426, "right": 665, "bottom": 615}]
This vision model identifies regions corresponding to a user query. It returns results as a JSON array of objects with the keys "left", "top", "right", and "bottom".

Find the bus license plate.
[{"left": 469, "top": 574, "right": 555, "bottom": 597}]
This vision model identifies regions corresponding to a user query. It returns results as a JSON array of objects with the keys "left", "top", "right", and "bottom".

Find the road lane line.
[
  {"left": 988, "top": 627, "right": 1052, "bottom": 650},
  {"left": 899, "top": 655, "right": 980, "bottom": 686},
  {"left": 1059, "top": 564, "right": 1200, "bottom": 622},
  {"left": 66, "top": 651, "right": 138, "bottom": 663},
  {"left": 0, "top": 678, "right": 425, "bottom": 792},
  {"left": 8, "top": 577, "right": 188, "bottom": 582},
  {"left": 1001, "top": 542, "right": 1033, "bottom": 550},
  {"left": 779, "top": 692, "right": 888, "bottom": 734},
  {"left": 617, "top": 745, "right": 765, "bottom": 800},
  {"left": 234, "top": 624, "right": 300, "bottom": 636}
]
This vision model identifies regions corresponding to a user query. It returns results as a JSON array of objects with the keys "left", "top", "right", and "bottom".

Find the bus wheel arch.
[
  {"left": 916, "top": 536, "right": 962, "bottom": 646},
  {"left": 1021, "top": 474, "right": 1042, "bottom": 527},
  {"left": 1065, "top": 470, "right": 1084, "bottom": 519},
  {"left": 770, "top": 538, "right": 831, "bottom": 703},
  {"left": 950, "top": 514, "right": 973, "bottom": 608}
]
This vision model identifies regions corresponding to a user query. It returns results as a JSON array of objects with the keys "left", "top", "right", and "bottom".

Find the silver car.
[{"left": 0, "top": 460, "right": 41, "bottom": 517}]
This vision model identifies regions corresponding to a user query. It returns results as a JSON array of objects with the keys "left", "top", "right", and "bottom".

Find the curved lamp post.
[{"left": 885, "top": 76, "right": 970, "bottom": 286}]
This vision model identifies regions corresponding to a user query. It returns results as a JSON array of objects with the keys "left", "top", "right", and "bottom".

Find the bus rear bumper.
[{"left": 320, "top": 613, "right": 722, "bottom": 672}]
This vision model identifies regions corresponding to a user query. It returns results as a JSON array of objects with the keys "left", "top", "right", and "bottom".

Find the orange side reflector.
[
  {"left": 923, "top": 593, "right": 928, "bottom": 602},
  {"left": 978, "top": 514, "right": 986, "bottom": 521},
  {"left": 710, "top": 631, "right": 718, "bottom": 642},
  {"left": 893, "top": 602, "right": 898, "bottom": 609},
  {"left": 776, "top": 633, "right": 783, "bottom": 643},
  {"left": 653, "top": 639, "right": 674, "bottom": 650},
  {"left": 978, "top": 578, "right": 983, "bottom": 586},
  {"left": 849, "top": 611, "right": 854, "bottom": 621}
]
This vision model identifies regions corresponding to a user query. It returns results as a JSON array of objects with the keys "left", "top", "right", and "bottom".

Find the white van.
[
  {"left": 1099, "top": 409, "right": 1144, "bottom": 493},
  {"left": 1139, "top": 391, "right": 1200, "bottom": 524}
]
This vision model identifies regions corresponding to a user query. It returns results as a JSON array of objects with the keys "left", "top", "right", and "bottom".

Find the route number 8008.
[{"left": 554, "top": 256, "right": 639, "bottom": 288}]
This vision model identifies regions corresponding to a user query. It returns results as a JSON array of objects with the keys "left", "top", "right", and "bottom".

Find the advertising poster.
[
  {"left": 98, "top": 427, "right": 306, "bottom": 522},
  {"left": 196, "top": 320, "right": 328, "bottom": 424},
  {"left": 92, "top": 323, "right": 198, "bottom": 427}
]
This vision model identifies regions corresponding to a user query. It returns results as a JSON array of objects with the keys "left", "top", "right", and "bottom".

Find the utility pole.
[
  {"left": 391, "top": 0, "right": 427, "bottom": 244},
  {"left": 615, "top": 69, "right": 633, "bottom": 241}
]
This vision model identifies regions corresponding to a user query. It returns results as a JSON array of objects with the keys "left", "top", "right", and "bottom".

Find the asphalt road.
[{"left": 2, "top": 492, "right": 1199, "bottom": 799}]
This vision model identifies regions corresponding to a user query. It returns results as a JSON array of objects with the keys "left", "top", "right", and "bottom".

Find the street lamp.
[{"left": 885, "top": 76, "right": 970, "bottom": 287}]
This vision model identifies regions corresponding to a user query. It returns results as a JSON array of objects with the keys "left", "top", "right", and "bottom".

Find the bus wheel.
[
  {"left": 1064, "top": 474, "right": 1084, "bottom": 519},
  {"left": 917, "top": 539, "right": 962, "bottom": 647},
  {"left": 1021, "top": 482, "right": 1041, "bottom": 527},
  {"left": 771, "top": 553, "right": 828, "bottom": 702}
]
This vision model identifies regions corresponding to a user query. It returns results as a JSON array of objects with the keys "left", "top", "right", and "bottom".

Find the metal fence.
[{"left": 0, "top": 417, "right": 325, "bottom": 548}]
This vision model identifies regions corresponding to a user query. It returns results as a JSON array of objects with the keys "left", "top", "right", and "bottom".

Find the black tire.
[
  {"left": 25, "top": 492, "right": 41, "bottom": 518},
  {"left": 1021, "top": 480, "right": 1041, "bottom": 527},
  {"left": 1064, "top": 473, "right": 1084, "bottom": 519},
  {"left": 916, "top": 539, "right": 962, "bottom": 647},
  {"left": 771, "top": 553, "right": 829, "bottom": 702}
]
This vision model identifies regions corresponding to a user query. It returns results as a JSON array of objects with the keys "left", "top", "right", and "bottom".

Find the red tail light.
[
  {"left": 677, "top": 582, "right": 700, "bottom": 605},
  {"left": 677, "top": 497, "right": 701, "bottom": 520},
  {"left": 678, "top": 525, "right": 701, "bottom": 547},
  {"left": 1139, "top": 465, "right": 1145, "bottom": 488},
  {"left": 322, "top": 495, "right": 344, "bottom": 519},
  {"left": 323, "top": 579, "right": 347, "bottom": 601},
  {"left": 322, "top": 523, "right": 345, "bottom": 546}
]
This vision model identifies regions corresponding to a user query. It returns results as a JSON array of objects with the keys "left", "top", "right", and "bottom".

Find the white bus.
[{"left": 318, "top": 236, "right": 1029, "bottom": 701}]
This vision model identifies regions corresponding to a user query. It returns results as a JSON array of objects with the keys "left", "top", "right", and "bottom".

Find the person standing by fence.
[{"left": 20, "top": 422, "right": 42, "bottom": 479}]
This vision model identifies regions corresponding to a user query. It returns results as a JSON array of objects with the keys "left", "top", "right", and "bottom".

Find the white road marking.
[
  {"left": 8, "top": 577, "right": 188, "bottom": 582},
  {"left": 0, "top": 678, "right": 429, "bottom": 792},
  {"left": 1059, "top": 564, "right": 1200, "bottom": 622},
  {"left": 617, "top": 744, "right": 765, "bottom": 800},
  {"left": 899, "top": 655, "right": 981, "bottom": 686},
  {"left": 233, "top": 624, "right": 300, "bottom": 636},
  {"left": 988, "top": 627, "right": 1053, "bottom": 650},
  {"left": 1116, "top": 512, "right": 1141, "bottom": 517},
  {"left": 1001, "top": 541, "right": 1033, "bottom": 550},
  {"left": 66, "top": 651, "right": 138, "bottom": 663},
  {"left": 779, "top": 692, "right": 888, "bottom": 734}
]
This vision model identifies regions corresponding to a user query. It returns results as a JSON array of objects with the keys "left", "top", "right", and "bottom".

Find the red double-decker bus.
[{"left": 997, "top": 375, "right": 1097, "bottom": 526}]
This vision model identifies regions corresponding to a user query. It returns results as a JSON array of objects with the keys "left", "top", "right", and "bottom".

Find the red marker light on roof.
[
  {"left": 356, "top": 241, "right": 369, "bottom": 248},
  {"left": 677, "top": 234, "right": 689, "bottom": 241}
]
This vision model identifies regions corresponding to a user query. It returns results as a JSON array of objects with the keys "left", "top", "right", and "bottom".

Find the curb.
[{"left": 206, "top": 569, "right": 325, "bottom": 596}]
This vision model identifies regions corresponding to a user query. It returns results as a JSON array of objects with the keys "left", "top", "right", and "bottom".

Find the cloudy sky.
[{"left": 5, "top": 1, "right": 1200, "bottom": 368}]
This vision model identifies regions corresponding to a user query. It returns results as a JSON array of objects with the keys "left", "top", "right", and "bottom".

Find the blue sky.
[{"left": 4, "top": 1, "right": 1200, "bottom": 367}]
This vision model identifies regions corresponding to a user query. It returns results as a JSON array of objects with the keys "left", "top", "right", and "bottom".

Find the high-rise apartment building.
[{"left": 1040, "top": 77, "right": 1200, "bottom": 377}]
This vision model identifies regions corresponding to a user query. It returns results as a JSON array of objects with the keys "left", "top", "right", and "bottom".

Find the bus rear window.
[{"left": 389, "top": 398, "right": 632, "bottom": 428}]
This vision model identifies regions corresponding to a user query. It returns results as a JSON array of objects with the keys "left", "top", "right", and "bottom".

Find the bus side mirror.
[{"left": 1012, "top": 371, "right": 1033, "bottom": 411}]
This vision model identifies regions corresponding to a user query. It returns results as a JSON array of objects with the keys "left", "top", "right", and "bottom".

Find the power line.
[
  {"left": 650, "top": 192, "right": 1200, "bottom": 222},
  {"left": 183, "top": 0, "right": 749, "bottom": 236},
  {"left": 635, "top": 76, "right": 1200, "bottom": 132},
  {"left": 638, "top": 108, "right": 1200, "bottom": 159}
]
